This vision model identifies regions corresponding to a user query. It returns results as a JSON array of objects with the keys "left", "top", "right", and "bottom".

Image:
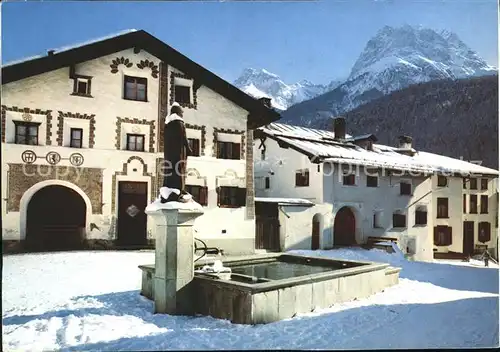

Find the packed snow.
[{"left": 2, "top": 247, "right": 498, "bottom": 350}]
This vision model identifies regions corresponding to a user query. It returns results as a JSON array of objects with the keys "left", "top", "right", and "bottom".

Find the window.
[
  {"left": 469, "top": 194, "right": 477, "bottom": 214},
  {"left": 72, "top": 76, "right": 91, "bottom": 96},
  {"left": 70, "top": 128, "right": 83, "bottom": 148},
  {"left": 14, "top": 121, "right": 40, "bottom": 145},
  {"left": 343, "top": 174, "right": 356, "bottom": 186},
  {"left": 480, "top": 195, "right": 488, "bottom": 214},
  {"left": 415, "top": 206, "right": 427, "bottom": 225},
  {"left": 478, "top": 222, "right": 491, "bottom": 243},
  {"left": 373, "top": 211, "right": 383, "bottom": 228},
  {"left": 437, "top": 198, "right": 449, "bottom": 218},
  {"left": 393, "top": 212, "right": 406, "bottom": 228},
  {"left": 265, "top": 177, "right": 270, "bottom": 189},
  {"left": 217, "top": 141, "right": 240, "bottom": 159},
  {"left": 217, "top": 186, "right": 246, "bottom": 208},
  {"left": 481, "top": 179, "right": 488, "bottom": 190},
  {"left": 437, "top": 175, "right": 448, "bottom": 187},
  {"left": 174, "top": 85, "right": 191, "bottom": 104},
  {"left": 463, "top": 194, "right": 467, "bottom": 213},
  {"left": 124, "top": 75, "right": 147, "bottom": 101},
  {"left": 126, "top": 134, "right": 145, "bottom": 151},
  {"left": 366, "top": 176, "right": 378, "bottom": 187},
  {"left": 187, "top": 138, "right": 200, "bottom": 157},
  {"left": 185, "top": 185, "right": 208, "bottom": 206},
  {"left": 469, "top": 178, "right": 477, "bottom": 190},
  {"left": 295, "top": 169, "right": 310, "bottom": 187},
  {"left": 434, "top": 226, "right": 452, "bottom": 246},
  {"left": 463, "top": 178, "right": 467, "bottom": 189},
  {"left": 400, "top": 182, "right": 411, "bottom": 195},
  {"left": 261, "top": 149, "right": 265, "bottom": 160}
]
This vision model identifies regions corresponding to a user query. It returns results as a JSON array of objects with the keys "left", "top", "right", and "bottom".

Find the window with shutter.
[
  {"left": 463, "top": 194, "right": 466, "bottom": 213},
  {"left": 437, "top": 175, "right": 448, "bottom": 187},
  {"left": 434, "top": 225, "right": 452, "bottom": 246},
  {"left": 478, "top": 222, "right": 491, "bottom": 243},
  {"left": 415, "top": 206, "right": 427, "bottom": 225},
  {"left": 295, "top": 170, "right": 309, "bottom": 187},
  {"left": 216, "top": 141, "right": 240, "bottom": 159},
  {"left": 187, "top": 138, "right": 200, "bottom": 157},
  {"left": 393, "top": 212, "right": 406, "bottom": 228},
  {"left": 218, "top": 186, "right": 245, "bottom": 208}
]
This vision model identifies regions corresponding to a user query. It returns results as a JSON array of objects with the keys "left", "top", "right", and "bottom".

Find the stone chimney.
[
  {"left": 258, "top": 97, "right": 272, "bottom": 109},
  {"left": 333, "top": 117, "right": 346, "bottom": 140},
  {"left": 398, "top": 135, "right": 413, "bottom": 149},
  {"left": 47, "top": 50, "right": 55, "bottom": 56}
]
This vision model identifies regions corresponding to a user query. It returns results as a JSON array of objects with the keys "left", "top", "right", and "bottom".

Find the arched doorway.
[
  {"left": 26, "top": 185, "right": 87, "bottom": 251},
  {"left": 311, "top": 213, "right": 322, "bottom": 250},
  {"left": 333, "top": 207, "right": 356, "bottom": 246}
]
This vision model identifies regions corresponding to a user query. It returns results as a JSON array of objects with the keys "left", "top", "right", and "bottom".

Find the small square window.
[
  {"left": 469, "top": 178, "right": 477, "bottom": 190},
  {"left": 366, "top": 176, "right": 378, "bottom": 187},
  {"left": 373, "top": 212, "right": 383, "bottom": 228},
  {"left": 437, "top": 175, "right": 448, "bottom": 187},
  {"left": 126, "top": 134, "right": 145, "bottom": 151},
  {"left": 393, "top": 212, "right": 406, "bottom": 228},
  {"left": 343, "top": 174, "right": 356, "bottom": 186},
  {"left": 217, "top": 186, "right": 246, "bottom": 208},
  {"left": 186, "top": 185, "right": 208, "bottom": 206},
  {"left": 400, "top": 182, "right": 411, "bottom": 195},
  {"left": 72, "top": 76, "right": 92, "bottom": 97},
  {"left": 415, "top": 206, "right": 427, "bottom": 225},
  {"left": 174, "top": 85, "right": 191, "bottom": 104},
  {"left": 217, "top": 141, "right": 240, "bottom": 159},
  {"left": 124, "top": 75, "right": 147, "bottom": 102},
  {"left": 295, "top": 170, "right": 309, "bottom": 187},
  {"left": 70, "top": 128, "right": 83, "bottom": 148}
]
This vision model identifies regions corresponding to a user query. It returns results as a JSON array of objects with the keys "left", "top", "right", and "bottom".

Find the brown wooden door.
[
  {"left": 255, "top": 216, "right": 280, "bottom": 251},
  {"left": 117, "top": 181, "right": 148, "bottom": 246},
  {"left": 334, "top": 207, "right": 356, "bottom": 246},
  {"left": 463, "top": 221, "right": 475, "bottom": 256},
  {"left": 311, "top": 220, "right": 320, "bottom": 250}
]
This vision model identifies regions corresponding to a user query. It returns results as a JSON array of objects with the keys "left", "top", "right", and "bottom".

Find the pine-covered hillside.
[{"left": 319, "top": 75, "right": 499, "bottom": 169}]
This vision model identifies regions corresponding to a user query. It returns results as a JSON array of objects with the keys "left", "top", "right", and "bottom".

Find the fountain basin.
[{"left": 139, "top": 253, "right": 401, "bottom": 324}]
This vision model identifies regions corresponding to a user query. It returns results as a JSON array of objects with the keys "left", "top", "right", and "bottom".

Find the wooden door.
[
  {"left": 463, "top": 221, "right": 474, "bottom": 256},
  {"left": 117, "top": 181, "right": 148, "bottom": 246},
  {"left": 334, "top": 207, "right": 356, "bottom": 246},
  {"left": 311, "top": 220, "right": 320, "bottom": 250},
  {"left": 255, "top": 216, "right": 280, "bottom": 251}
]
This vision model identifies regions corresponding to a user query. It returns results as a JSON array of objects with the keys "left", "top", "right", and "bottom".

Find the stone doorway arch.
[{"left": 26, "top": 185, "right": 87, "bottom": 251}]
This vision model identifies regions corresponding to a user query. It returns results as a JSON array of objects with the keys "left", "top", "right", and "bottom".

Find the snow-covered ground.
[{"left": 2, "top": 248, "right": 499, "bottom": 350}]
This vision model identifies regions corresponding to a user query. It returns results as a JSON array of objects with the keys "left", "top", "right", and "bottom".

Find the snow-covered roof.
[
  {"left": 3, "top": 29, "right": 138, "bottom": 67},
  {"left": 259, "top": 122, "right": 498, "bottom": 176},
  {"left": 254, "top": 197, "right": 315, "bottom": 206}
]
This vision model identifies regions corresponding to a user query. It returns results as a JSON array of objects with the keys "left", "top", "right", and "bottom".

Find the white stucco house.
[
  {"left": 1, "top": 29, "right": 280, "bottom": 254},
  {"left": 253, "top": 118, "right": 499, "bottom": 261}
]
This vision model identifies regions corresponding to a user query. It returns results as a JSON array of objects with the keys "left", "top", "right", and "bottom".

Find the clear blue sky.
[{"left": 2, "top": 0, "right": 498, "bottom": 85}]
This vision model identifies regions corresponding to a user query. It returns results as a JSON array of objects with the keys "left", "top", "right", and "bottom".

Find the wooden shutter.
[
  {"left": 433, "top": 226, "right": 439, "bottom": 245},
  {"left": 237, "top": 187, "right": 247, "bottom": 207},
  {"left": 216, "top": 141, "right": 221, "bottom": 159},
  {"left": 199, "top": 186, "right": 208, "bottom": 206},
  {"left": 446, "top": 226, "right": 453, "bottom": 246},
  {"left": 232, "top": 143, "right": 241, "bottom": 160},
  {"left": 216, "top": 187, "right": 221, "bottom": 207},
  {"left": 194, "top": 139, "right": 200, "bottom": 156}
]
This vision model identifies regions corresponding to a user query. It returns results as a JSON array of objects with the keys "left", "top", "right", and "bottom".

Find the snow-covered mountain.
[
  {"left": 280, "top": 24, "right": 497, "bottom": 127},
  {"left": 233, "top": 68, "right": 342, "bottom": 111}
]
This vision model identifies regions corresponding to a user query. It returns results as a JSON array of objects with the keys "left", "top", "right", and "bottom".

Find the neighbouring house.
[
  {"left": 1, "top": 29, "right": 279, "bottom": 254},
  {"left": 253, "top": 118, "right": 499, "bottom": 261}
]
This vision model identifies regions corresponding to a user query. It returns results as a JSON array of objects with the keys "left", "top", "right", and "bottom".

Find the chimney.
[
  {"left": 258, "top": 97, "right": 272, "bottom": 109},
  {"left": 47, "top": 50, "right": 55, "bottom": 56},
  {"left": 333, "top": 117, "right": 346, "bottom": 140},
  {"left": 398, "top": 135, "right": 413, "bottom": 149}
]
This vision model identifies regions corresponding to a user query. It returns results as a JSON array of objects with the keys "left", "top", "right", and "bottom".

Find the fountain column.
[{"left": 145, "top": 208, "right": 204, "bottom": 315}]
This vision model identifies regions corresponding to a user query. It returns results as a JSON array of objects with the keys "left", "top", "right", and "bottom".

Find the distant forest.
[{"left": 319, "top": 75, "right": 499, "bottom": 169}]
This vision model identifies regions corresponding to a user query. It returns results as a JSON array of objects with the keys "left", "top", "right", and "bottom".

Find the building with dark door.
[
  {"left": 1, "top": 30, "right": 279, "bottom": 253},
  {"left": 254, "top": 119, "right": 499, "bottom": 261}
]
